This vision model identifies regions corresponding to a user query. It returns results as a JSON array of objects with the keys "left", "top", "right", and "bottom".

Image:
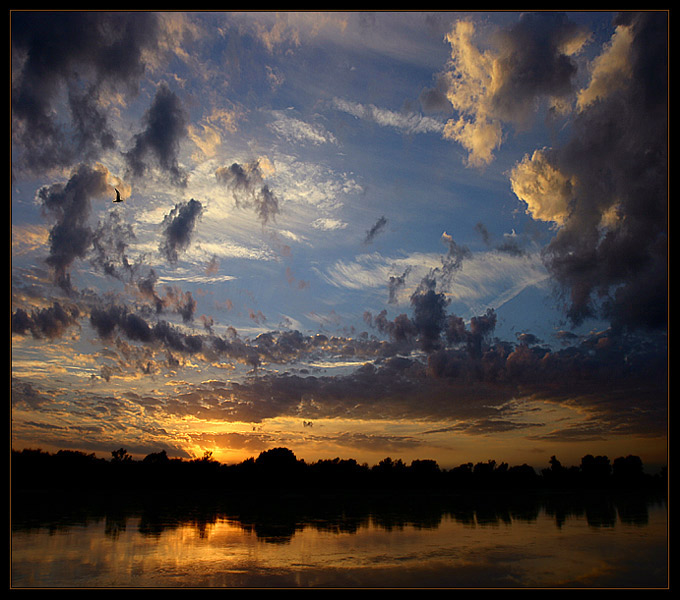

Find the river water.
[{"left": 11, "top": 490, "right": 667, "bottom": 588}]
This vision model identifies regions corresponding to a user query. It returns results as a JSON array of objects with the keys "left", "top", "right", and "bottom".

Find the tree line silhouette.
[{"left": 11, "top": 446, "right": 666, "bottom": 496}]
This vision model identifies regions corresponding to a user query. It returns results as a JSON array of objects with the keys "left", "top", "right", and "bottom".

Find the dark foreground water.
[{"left": 11, "top": 490, "right": 667, "bottom": 588}]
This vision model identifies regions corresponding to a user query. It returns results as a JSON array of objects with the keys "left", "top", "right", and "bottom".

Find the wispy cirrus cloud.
[
  {"left": 319, "top": 245, "right": 549, "bottom": 311},
  {"left": 268, "top": 110, "right": 338, "bottom": 146},
  {"left": 332, "top": 97, "right": 445, "bottom": 136}
]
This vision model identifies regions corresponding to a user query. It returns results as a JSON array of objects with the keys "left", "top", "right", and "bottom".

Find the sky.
[{"left": 11, "top": 11, "right": 668, "bottom": 471}]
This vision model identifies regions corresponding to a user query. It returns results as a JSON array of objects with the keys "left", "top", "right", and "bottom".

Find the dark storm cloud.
[
  {"left": 367, "top": 282, "right": 497, "bottom": 360},
  {"left": 151, "top": 324, "right": 666, "bottom": 440},
  {"left": 364, "top": 310, "right": 417, "bottom": 347},
  {"left": 516, "top": 332, "right": 542, "bottom": 346},
  {"left": 159, "top": 198, "right": 203, "bottom": 264},
  {"left": 11, "top": 302, "right": 80, "bottom": 339},
  {"left": 80, "top": 293, "right": 416, "bottom": 379},
  {"left": 14, "top": 293, "right": 666, "bottom": 439},
  {"left": 363, "top": 215, "right": 388, "bottom": 245},
  {"left": 11, "top": 11, "right": 160, "bottom": 173},
  {"left": 440, "top": 11, "right": 593, "bottom": 166},
  {"left": 86, "top": 303, "right": 274, "bottom": 371},
  {"left": 13, "top": 284, "right": 666, "bottom": 439},
  {"left": 165, "top": 360, "right": 431, "bottom": 424},
  {"left": 365, "top": 231, "right": 474, "bottom": 354},
  {"left": 539, "top": 12, "right": 667, "bottom": 333},
  {"left": 215, "top": 161, "right": 280, "bottom": 226},
  {"left": 124, "top": 82, "right": 190, "bottom": 188},
  {"left": 37, "top": 163, "right": 110, "bottom": 290},
  {"left": 410, "top": 282, "right": 451, "bottom": 353},
  {"left": 490, "top": 11, "right": 588, "bottom": 123},
  {"left": 68, "top": 83, "right": 116, "bottom": 160},
  {"left": 90, "top": 305, "right": 152, "bottom": 343},
  {"left": 35, "top": 163, "right": 145, "bottom": 291},
  {"left": 467, "top": 308, "right": 498, "bottom": 359}
]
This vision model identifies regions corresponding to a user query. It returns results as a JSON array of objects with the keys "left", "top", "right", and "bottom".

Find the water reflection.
[
  {"left": 11, "top": 490, "right": 661, "bottom": 541},
  {"left": 11, "top": 491, "right": 667, "bottom": 588}
]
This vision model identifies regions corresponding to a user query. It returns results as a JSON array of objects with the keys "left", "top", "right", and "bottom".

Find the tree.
[
  {"left": 409, "top": 459, "right": 440, "bottom": 476},
  {"left": 548, "top": 455, "right": 563, "bottom": 473},
  {"left": 143, "top": 450, "right": 169, "bottom": 465},
  {"left": 612, "top": 455, "right": 644, "bottom": 485},
  {"left": 196, "top": 450, "right": 215, "bottom": 463},
  {"left": 580, "top": 454, "right": 611, "bottom": 485},
  {"left": 111, "top": 448, "right": 132, "bottom": 463},
  {"left": 255, "top": 447, "right": 299, "bottom": 470},
  {"left": 252, "top": 448, "right": 305, "bottom": 489}
]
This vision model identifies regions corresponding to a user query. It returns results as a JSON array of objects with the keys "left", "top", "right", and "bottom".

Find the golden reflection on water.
[{"left": 11, "top": 495, "right": 667, "bottom": 588}]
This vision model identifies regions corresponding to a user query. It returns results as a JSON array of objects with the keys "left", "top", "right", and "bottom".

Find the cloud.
[
  {"left": 150, "top": 326, "right": 666, "bottom": 439},
  {"left": 363, "top": 235, "right": 486, "bottom": 356},
  {"left": 133, "top": 269, "right": 200, "bottom": 322},
  {"left": 215, "top": 160, "right": 281, "bottom": 226},
  {"left": 136, "top": 269, "right": 164, "bottom": 313},
  {"left": 12, "top": 302, "right": 80, "bottom": 339},
  {"left": 164, "top": 287, "right": 197, "bottom": 323},
  {"left": 410, "top": 283, "right": 452, "bottom": 353},
  {"left": 11, "top": 11, "right": 161, "bottom": 173},
  {"left": 475, "top": 223, "right": 527, "bottom": 257},
  {"left": 332, "top": 98, "right": 445, "bottom": 135},
  {"left": 363, "top": 216, "right": 388, "bottom": 245},
  {"left": 37, "top": 163, "right": 112, "bottom": 290},
  {"left": 412, "top": 232, "right": 471, "bottom": 296},
  {"left": 512, "top": 12, "right": 668, "bottom": 332},
  {"left": 321, "top": 253, "right": 398, "bottom": 291},
  {"left": 366, "top": 286, "right": 496, "bottom": 359},
  {"left": 488, "top": 12, "right": 589, "bottom": 121},
  {"left": 10, "top": 12, "right": 667, "bottom": 464},
  {"left": 12, "top": 224, "right": 50, "bottom": 257},
  {"left": 12, "top": 272, "right": 666, "bottom": 449},
  {"left": 321, "top": 240, "right": 547, "bottom": 318},
  {"left": 90, "top": 210, "right": 138, "bottom": 281},
  {"left": 13, "top": 288, "right": 666, "bottom": 437},
  {"left": 250, "top": 12, "right": 303, "bottom": 53},
  {"left": 576, "top": 23, "right": 633, "bottom": 110},
  {"left": 268, "top": 110, "right": 338, "bottom": 145},
  {"left": 67, "top": 84, "right": 117, "bottom": 160},
  {"left": 312, "top": 218, "right": 348, "bottom": 231},
  {"left": 442, "top": 11, "right": 667, "bottom": 333},
  {"left": 440, "top": 13, "right": 589, "bottom": 166},
  {"left": 124, "top": 82, "right": 189, "bottom": 187},
  {"left": 388, "top": 268, "right": 410, "bottom": 304},
  {"left": 82, "top": 300, "right": 394, "bottom": 378},
  {"left": 187, "top": 106, "right": 240, "bottom": 159},
  {"left": 159, "top": 198, "right": 204, "bottom": 264},
  {"left": 509, "top": 149, "right": 574, "bottom": 226},
  {"left": 24, "top": 163, "right": 149, "bottom": 297}
]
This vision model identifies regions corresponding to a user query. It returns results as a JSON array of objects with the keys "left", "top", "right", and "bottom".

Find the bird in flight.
[{"left": 113, "top": 188, "right": 123, "bottom": 203}]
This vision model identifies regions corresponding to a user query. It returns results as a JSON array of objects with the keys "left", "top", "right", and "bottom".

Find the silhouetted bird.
[{"left": 113, "top": 188, "right": 123, "bottom": 203}]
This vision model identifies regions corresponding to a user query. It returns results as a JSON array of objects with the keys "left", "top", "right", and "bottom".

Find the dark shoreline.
[{"left": 12, "top": 446, "right": 667, "bottom": 500}]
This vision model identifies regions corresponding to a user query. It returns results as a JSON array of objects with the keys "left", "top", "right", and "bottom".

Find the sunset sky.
[{"left": 11, "top": 11, "right": 668, "bottom": 471}]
